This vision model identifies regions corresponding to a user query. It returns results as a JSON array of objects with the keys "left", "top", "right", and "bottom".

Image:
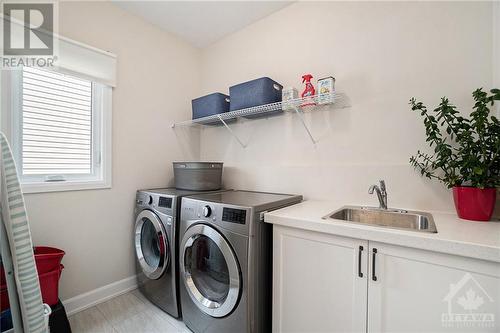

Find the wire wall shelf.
[{"left": 172, "top": 92, "right": 351, "bottom": 147}]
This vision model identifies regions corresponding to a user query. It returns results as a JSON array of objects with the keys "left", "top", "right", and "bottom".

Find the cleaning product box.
[
  {"left": 282, "top": 87, "right": 299, "bottom": 111},
  {"left": 317, "top": 76, "right": 335, "bottom": 104}
]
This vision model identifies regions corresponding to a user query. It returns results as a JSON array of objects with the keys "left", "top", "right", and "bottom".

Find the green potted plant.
[{"left": 410, "top": 88, "right": 500, "bottom": 221}]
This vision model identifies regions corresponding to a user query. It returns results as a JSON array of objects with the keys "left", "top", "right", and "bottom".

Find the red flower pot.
[{"left": 452, "top": 186, "right": 497, "bottom": 221}]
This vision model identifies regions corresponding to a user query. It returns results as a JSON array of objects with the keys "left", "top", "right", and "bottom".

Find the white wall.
[
  {"left": 18, "top": 1, "right": 200, "bottom": 299},
  {"left": 495, "top": 1, "right": 500, "bottom": 105},
  {"left": 493, "top": 0, "right": 500, "bottom": 217},
  {"left": 199, "top": 1, "right": 494, "bottom": 213}
]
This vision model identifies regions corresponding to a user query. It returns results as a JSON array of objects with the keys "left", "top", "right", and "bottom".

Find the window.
[{"left": 8, "top": 66, "right": 112, "bottom": 193}]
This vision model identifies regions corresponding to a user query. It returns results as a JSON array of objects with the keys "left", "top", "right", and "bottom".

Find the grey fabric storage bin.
[
  {"left": 192, "top": 93, "right": 230, "bottom": 125},
  {"left": 229, "top": 77, "right": 283, "bottom": 118}
]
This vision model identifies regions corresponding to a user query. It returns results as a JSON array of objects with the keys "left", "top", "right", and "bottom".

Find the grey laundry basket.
[{"left": 173, "top": 162, "right": 223, "bottom": 191}]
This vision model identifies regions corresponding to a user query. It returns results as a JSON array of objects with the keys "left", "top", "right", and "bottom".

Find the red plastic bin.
[
  {"left": 1, "top": 246, "right": 65, "bottom": 311},
  {"left": 0, "top": 264, "right": 64, "bottom": 310},
  {"left": 34, "top": 247, "right": 65, "bottom": 274},
  {"left": 0, "top": 285, "right": 8, "bottom": 312},
  {"left": 1, "top": 247, "right": 65, "bottom": 284},
  {"left": 39, "top": 264, "right": 64, "bottom": 306}
]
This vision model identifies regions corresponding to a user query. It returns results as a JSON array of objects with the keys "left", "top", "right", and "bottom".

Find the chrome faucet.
[{"left": 369, "top": 180, "right": 388, "bottom": 210}]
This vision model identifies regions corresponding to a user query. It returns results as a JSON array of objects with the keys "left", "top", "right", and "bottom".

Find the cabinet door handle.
[
  {"left": 358, "top": 246, "right": 364, "bottom": 278},
  {"left": 372, "top": 248, "right": 378, "bottom": 281}
]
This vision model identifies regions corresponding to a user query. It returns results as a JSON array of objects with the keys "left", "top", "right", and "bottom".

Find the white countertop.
[{"left": 265, "top": 200, "right": 500, "bottom": 263}]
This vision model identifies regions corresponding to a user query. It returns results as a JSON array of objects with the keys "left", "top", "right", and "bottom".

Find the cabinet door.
[
  {"left": 368, "top": 241, "right": 500, "bottom": 333},
  {"left": 272, "top": 225, "right": 368, "bottom": 333}
]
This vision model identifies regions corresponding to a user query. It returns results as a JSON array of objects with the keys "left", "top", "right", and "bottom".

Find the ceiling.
[{"left": 113, "top": 1, "right": 292, "bottom": 48}]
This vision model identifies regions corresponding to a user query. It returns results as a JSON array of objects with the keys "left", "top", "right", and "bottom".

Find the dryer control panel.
[
  {"left": 136, "top": 191, "right": 175, "bottom": 218},
  {"left": 222, "top": 208, "right": 246, "bottom": 224},
  {"left": 158, "top": 196, "right": 172, "bottom": 209}
]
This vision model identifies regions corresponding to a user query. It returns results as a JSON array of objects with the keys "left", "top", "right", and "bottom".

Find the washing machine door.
[
  {"left": 135, "top": 210, "right": 169, "bottom": 280},
  {"left": 180, "top": 223, "right": 241, "bottom": 318}
]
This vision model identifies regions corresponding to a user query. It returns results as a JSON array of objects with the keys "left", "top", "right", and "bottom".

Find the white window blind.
[{"left": 21, "top": 66, "right": 93, "bottom": 176}]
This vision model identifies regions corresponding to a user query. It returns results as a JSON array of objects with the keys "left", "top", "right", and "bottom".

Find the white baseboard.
[{"left": 63, "top": 275, "right": 138, "bottom": 316}]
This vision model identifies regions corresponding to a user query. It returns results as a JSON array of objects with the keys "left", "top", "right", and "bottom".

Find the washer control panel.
[{"left": 181, "top": 198, "right": 250, "bottom": 235}]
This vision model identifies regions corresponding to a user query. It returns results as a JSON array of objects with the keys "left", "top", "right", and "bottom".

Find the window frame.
[{"left": 5, "top": 67, "right": 112, "bottom": 194}]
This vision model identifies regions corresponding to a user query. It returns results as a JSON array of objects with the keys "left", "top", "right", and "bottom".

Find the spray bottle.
[{"left": 301, "top": 74, "right": 316, "bottom": 107}]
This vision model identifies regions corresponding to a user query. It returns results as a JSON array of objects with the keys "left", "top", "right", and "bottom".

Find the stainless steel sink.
[{"left": 323, "top": 206, "right": 438, "bottom": 233}]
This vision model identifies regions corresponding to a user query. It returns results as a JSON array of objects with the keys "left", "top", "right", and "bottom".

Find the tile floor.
[{"left": 68, "top": 289, "right": 190, "bottom": 333}]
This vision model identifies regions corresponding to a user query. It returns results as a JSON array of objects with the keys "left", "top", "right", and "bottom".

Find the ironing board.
[{"left": 0, "top": 132, "right": 48, "bottom": 333}]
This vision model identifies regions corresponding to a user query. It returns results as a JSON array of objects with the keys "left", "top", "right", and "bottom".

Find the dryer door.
[
  {"left": 135, "top": 210, "right": 169, "bottom": 280},
  {"left": 180, "top": 223, "right": 241, "bottom": 318}
]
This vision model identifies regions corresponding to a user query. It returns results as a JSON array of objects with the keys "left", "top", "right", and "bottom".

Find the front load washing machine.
[
  {"left": 178, "top": 190, "right": 302, "bottom": 332},
  {"left": 134, "top": 188, "right": 229, "bottom": 318}
]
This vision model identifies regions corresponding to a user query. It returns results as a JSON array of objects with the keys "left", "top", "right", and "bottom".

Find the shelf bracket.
[
  {"left": 292, "top": 106, "right": 317, "bottom": 144},
  {"left": 217, "top": 115, "right": 247, "bottom": 148}
]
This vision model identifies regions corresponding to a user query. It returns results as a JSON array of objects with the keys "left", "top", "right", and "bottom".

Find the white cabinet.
[
  {"left": 272, "top": 225, "right": 368, "bottom": 333},
  {"left": 273, "top": 226, "right": 500, "bottom": 333},
  {"left": 367, "top": 242, "right": 500, "bottom": 333}
]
